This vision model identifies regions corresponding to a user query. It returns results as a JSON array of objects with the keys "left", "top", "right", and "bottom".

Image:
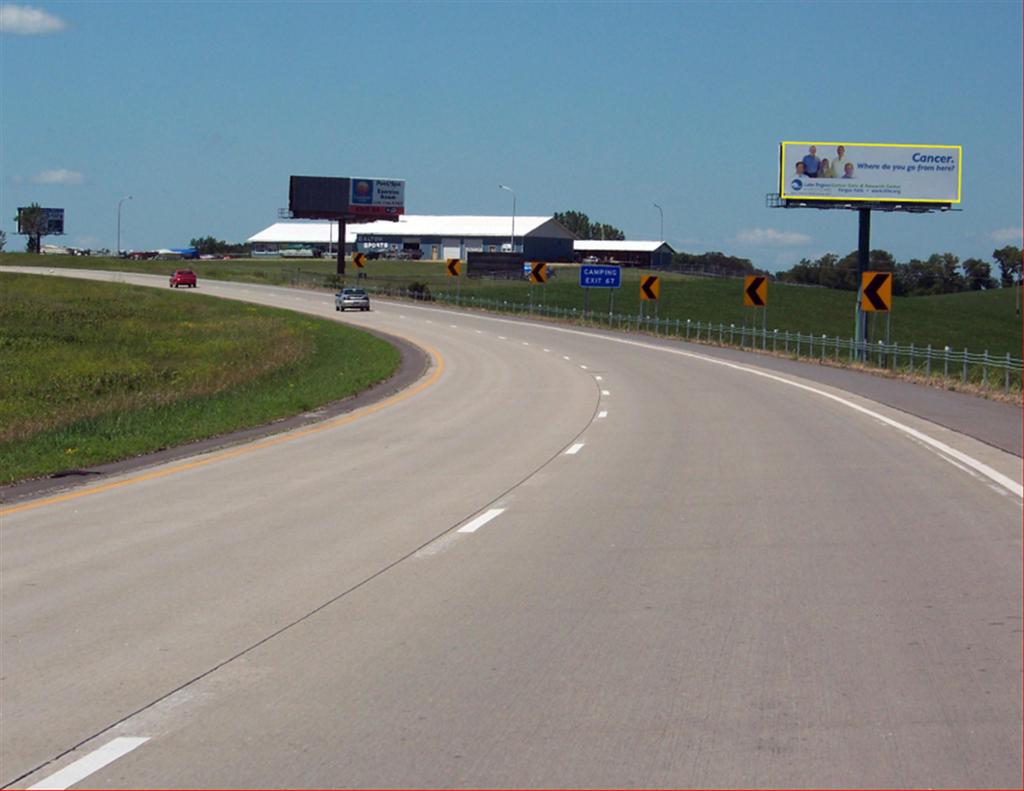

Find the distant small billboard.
[
  {"left": 779, "top": 142, "right": 962, "bottom": 205},
  {"left": 289, "top": 176, "right": 404, "bottom": 221},
  {"left": 17, "top": 207, "right": 65, "bottom": 235}
]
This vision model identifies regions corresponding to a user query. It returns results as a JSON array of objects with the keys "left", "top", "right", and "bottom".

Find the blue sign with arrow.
[{"left": 580, "top": 265, "right": 621, "bottom": 288}]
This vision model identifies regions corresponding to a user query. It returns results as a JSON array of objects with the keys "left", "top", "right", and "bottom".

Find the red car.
[{"left": 169, "top": 269, "right": 197, "bottom": 288}]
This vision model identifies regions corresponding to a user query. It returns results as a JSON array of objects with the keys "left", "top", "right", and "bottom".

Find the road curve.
[{"left": 2, "top": 270, "right": 1020, "bottom": 789}]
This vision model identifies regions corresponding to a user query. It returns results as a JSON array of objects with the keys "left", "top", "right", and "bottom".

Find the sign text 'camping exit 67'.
[{"left": 579, "top": 265, "right": 621, "bottom": 288}]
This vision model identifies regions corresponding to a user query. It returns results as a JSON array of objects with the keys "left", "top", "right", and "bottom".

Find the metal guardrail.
[{"left": 282, "top": 270, "right": 1022, "bottom": 395}]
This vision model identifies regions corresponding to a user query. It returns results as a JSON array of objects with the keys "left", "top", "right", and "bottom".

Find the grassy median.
[{"left": 0, "top": 273, "right": 400, "bottom": 485}]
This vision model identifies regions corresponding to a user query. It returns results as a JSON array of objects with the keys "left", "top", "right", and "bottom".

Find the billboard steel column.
[
  {"left": 855, "top": 208, "right": 871, "bottom": 358},
  {"left": 336, "top": 219, "right": 346, "bottom": 276}
]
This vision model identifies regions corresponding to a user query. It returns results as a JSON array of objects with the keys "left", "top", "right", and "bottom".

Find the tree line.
[
  {"left": 775, "top": 246, "right": 1021, "bottom": 296},
  {"left": 553, "top": 211, "right": 625, "bottom": 241},
  {"left": 188, "top": 236, "right": 251, "bottom": 256}
]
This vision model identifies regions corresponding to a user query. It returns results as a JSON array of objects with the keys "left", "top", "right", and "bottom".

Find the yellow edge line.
[{"left": 1, "top": 340, "right": 445, "bottom": 518}]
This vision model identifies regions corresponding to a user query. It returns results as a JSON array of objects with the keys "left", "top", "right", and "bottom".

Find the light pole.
[
  {"left": 653, "top": 203, "right": 664, "bottom": 240},
  {"left": 498, "top": 184, "right": 516, "bottom": 252},
  {"left": 117, "top": 195, "right": 133, "bottom": 256}
]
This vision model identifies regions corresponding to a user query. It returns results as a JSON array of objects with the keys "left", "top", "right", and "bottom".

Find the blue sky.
[{"left": 2, "top": 1, "right": 1021, "bottom": 270}]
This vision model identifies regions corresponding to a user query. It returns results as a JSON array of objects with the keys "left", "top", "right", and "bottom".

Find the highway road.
[{"left": 2, "top": 269, "right": 1021, "bottom": 789}]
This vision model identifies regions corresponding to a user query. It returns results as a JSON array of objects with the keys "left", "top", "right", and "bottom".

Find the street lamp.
[
  {"left": 653, "top": 203, "right": 663, "bottom": 240},
  {"left": 498, "top": 184, "right": 516, "bottom": 252},
  {"left": 117, "top": 195, "right": 133, "bottom": 256}
]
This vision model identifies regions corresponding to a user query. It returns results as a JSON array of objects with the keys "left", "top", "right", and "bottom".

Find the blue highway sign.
[{"left": 580, "top": 265, "right": 621, "bottom": 288}]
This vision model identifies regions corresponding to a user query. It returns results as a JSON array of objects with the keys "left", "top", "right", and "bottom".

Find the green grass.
[
  {"left": 4, "top": 252, "right": 1018, "bottom": 357},
  {"left": 0, "top": 272, "right": 399, "bottom": 484}
]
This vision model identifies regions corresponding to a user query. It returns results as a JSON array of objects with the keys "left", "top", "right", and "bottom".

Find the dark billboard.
[
  {"left": 289, "top": 176, "right": 351, "bottom": 219},
  {"left": 17, "top": 207, "right": 64, "bottom": 235}
]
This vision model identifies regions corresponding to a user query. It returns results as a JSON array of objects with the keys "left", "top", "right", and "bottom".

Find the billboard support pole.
[
  {"left": 855, "top": 208, "right": 871, "bottom": 359},
  {"left": 336, "top": 219, "right": 346, "bottom": 276}
]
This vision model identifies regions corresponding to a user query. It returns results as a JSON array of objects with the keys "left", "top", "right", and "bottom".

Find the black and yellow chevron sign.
[
  {"left": 640, "top": 275, "right": 660, "bottom": 301},
  {"left": 446, "top": 258, "right": 461, "bottom": 277},
  {"left": 861, "top": 271, "right": 893, "bottom": 312},
  {"left": 744, "top": 275, "right": 767, "bottom": 307},
  {"left": 353, "top": 252, "right": 367, "bottom": 268},
  {"left": 529, "top": 262, "right": 548, "bottom": 284}
]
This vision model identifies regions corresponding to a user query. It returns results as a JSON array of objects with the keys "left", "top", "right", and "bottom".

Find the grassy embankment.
[
  {"left": 4, "top": 252, "right": 1019, "bottom": 357},
  {"left": 0, "top": 272, "right": 399, "bottom": 484}
]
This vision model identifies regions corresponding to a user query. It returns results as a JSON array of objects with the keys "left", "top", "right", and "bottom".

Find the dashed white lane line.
[
  {"left": 543, "top": 348, "right": 551, "bottom": 353},
  {"left": 498, "top": 335, "right": 507, "bottom": 340},
  {"left": 522, "top": 342, "right": 530, "bottom": 346},
  {"left": 457, "top": 508, "right": 506, "bottom": 534},
  {"left": 595, "top": 375, "right": 603, "bottom": 381},
  {"left": 28, "top": 737, "right": 150, "bottom": 790},
  {"left": 563, "top": 355, "right": 571, "bottom": 361},
  {"left": 565, "top": 443, "right": 585, "bottom": 455},
  {"left": 580, "top": 364, "right": 588, "bottom": 370},
  {"left": 601, "top": 390, "right": 611, "bottom": 396},
  {"left": 598, "top": 411, "right": 608, "bottom": 419}
]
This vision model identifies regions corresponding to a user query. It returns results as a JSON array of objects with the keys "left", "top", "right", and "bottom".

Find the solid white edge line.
[
  {"left": 28, "top": 737, "right": 150, "bottom": 790},
  {"left": 457, "top": 508, "right": 506, "bottom": 534},
  {"left": 597, "top": 335, "right": 1023, "bottom": 499},
  {"left": 565, "top": 443, "right": 585, "bottom": 455}
]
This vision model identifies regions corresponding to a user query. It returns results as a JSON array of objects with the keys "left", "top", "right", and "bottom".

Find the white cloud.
[
  {"left": 734, "top": 227, "right": 812, "bottom": 247},
  {"left": 0, "top": 4, "right": 66, "bottom": 34},
  {"left": 990, "top": 227, "right": 1022, "bottom": 245},
  {"left": 31, "top": 168, "right": 83, "bottom": 185}
]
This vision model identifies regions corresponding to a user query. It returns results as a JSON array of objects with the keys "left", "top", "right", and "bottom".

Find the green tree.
[
  {"left": 962, "top": 258, "right": 995, "bottom": 290},
  {"left": 993, "top": 245, "right": 1022, "bottom": 287},
  {"left": 552, "top": 211, "right": 624, "bottom": 240}
]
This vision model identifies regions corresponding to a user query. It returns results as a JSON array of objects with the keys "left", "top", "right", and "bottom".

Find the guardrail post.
[
  {"left": 796, "top": 334, "right": 801, "bottom": 357},
  {"left": 821, "top": 335, "right": 826, "bottom": 361},
  {"left": 982, "top": 350, "right": 989, "bottom": 387},
  {"left": 1005, "top": 354, "right": 1011, "bottom": 393},
  {"left": 962, "top": 348, "right": 968, "bottom": 383},
  {"left": 926, "top": 345, "right": 932, "bottom": 378},
  {"left": 944, "top": 346, "right": 950, "bottom": 383}
]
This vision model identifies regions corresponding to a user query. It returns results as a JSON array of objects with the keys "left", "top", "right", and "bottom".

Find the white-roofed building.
[
  {"left": 247, "top": 215, "right": 576, "bottom": 261},
  {"left": 573, "top": 240, "right": 676, "bottom": 269},
  {"left": 248, "top": 221, "right": 356, "bottom": 257}
]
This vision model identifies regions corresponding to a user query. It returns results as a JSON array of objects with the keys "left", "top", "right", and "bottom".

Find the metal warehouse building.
[
  {"left": 248, "top": 215, "right": 575, "bottom": 261},
  {"left": 573, "top": 240, "right": 675, "bottom": 269}
]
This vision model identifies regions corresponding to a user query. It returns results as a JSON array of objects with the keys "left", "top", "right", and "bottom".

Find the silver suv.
[{"left": 335, "top": 287, "right": 370, "bottom": 312}]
